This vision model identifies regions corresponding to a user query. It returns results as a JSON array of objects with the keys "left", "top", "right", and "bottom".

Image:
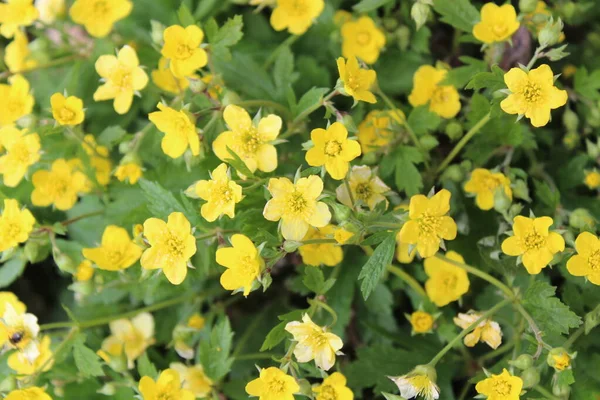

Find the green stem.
[
  {"left": 533, "top": 385, "right": 562, "bottom": 400},
  {"left": 308, "top": 298, "right": 338, "bottom": 327},
  {"left": 435, "top": 112, "right": 491, "bottom": 174},
  {"left": 300, "top": 238, "right": 338, "bottom": 245},
  {"left": 30, "top": 327, "right": 79, "bottom": 383},
  {"left": 428, "top": 298, "right": 512, "bottom": 367},
  {"left": 343, "top": 176, "right": 356, "bottom": 209},
  {"left": 367, "top": 222, "right": 403, "bottom": 230},
  {"left": 386, "top": 265, "right": 427, "bottom": 298},
  {"left": 234, "top": 353, "right": 277, "bottom": 362},
  {"left": 0, "top": 54, "right": 84, "bottom": 80},
  {"left": 61, "top": 210, "right": 104, "bottom": 226},
  {"left": 526, "top": 45, "right": 547, "bottom": 70},
  {"left": 478, "top": 340, "right": 515, "bottom": 363},
  {"left": 563, "top": 325, "right": 585, "bottom": 349},
  {"left": 263, "top": 35, "right": 300, "bottom": 69},
  {"left": 513, "top": 302, "right": 546, "bottom": 359}
]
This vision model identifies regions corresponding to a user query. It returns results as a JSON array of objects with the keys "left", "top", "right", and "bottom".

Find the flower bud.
[
  {"left": 441, "top": 165, "right": 464, "bottom": 182},
  {"left": 587, "top": 139, "right": 600, "bottom": 159},
  {"left": 222, "top": 91, "right": 241, "bottom": 107},
  {"left": 54, "top": 252, "right": 76, "bottom": 274},
  {"left": 539, "top": 17, "right": 564, "bottom": 47},
  {"left": 520, "top": 367, "right": 540, "bottom": 388},
  {"left": 509, "top": 354, "right": 534, "bottom": 370},
  {"left": 283, "top": 240, "right": 301, "bottom": 253},
  {"left": 23, "top": 241, "right": 40, "bottom": 263},
  {"left": 411, "top": 2, "right": 430, "bottom": 31},
  {"left": 547, "top": 347, "right": 574, "bottom": 371},
  {"left": 519, "top": 0, "right": 538, "bottom": 13},
  {"left": 552, "top": 380, "right": 571, "bottom": 397},
  {"left": 562, "top": 108, "right": 579, "bottom": 132},
  {"left": 329, "top": 201, "right": 352, "bottom": 222},
  {"left": 98, "top": 383, "right": 117, "bottom": 396},
  {"left": 562, "top": 131, "right": 578, "bottom": 150},
  {"left": 569, "top": 208, "right": 596, "bottom": 230},
  {"left": 493, "top": 187, "right": 512, "bottom": 213},
  {"left": 420, "top": 135, "right": 438, "bottom": 151},
  {"left": 150, "top": 20, "right": 165, "bottom": 45},
  {"left": 396, "top": 26, "right": 411, "bottom": 51},
  {"left": 445, "top": 121, "right": 463, "bottom": 141}
]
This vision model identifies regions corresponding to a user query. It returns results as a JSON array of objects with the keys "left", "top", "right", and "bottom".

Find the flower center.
[
  {"left": 356, "top": 31, "right": 371, "bottom": 45},
  {"left": 345, "top": 74, "right": 361, "bottom": 92},
  {"left": 524, "top": 231, "right": 545, "bottom": 250},
  {"left": 6, "top": 325, "right": 32, "bottom": 350},
  {"left": 492, "top": 24, "right": 508, "bottom": 37},
  {"left": 2, "top": 222, "right": 22, "bottom": 239},
  {"left": 157, "top": 391, "right": 176, "bottom": 400},
  {"left": 59, "top": 107, "right": 76, "bottom": 122},
  {"left": 482, "top": 176, "right": 502, "bottom": 191},
  {"left": 175, "top": 43, "right": 194, "bottom": 60},
  {"left": 286, "top": 191, "right": 308, "bottom": 215},
  {"left": 107, "top": 249, "right": 124, "bottom": 265},
  {"left": 93, "top": 0, "right": 108, "bottom": 15},
  {"left": 442, "top": 272, "right": 457, "bottom": 290},
  {"left": 113, "top": 68, "right": 132, "bottom": 91},
  {"left": 7, "top": 100, "right": 24, "bottom": 115},
  {"left": 317, "top": 386, "right": 337, "bottom": 400},
  {"left": 413, "top": 314, "right": 432, "bottom": 331},
  {"left": 287, "top": 0, "right": 308, "bottom": 17},
  {"left": 354, "top": 182, "right": 372, "bottom": 201},
  {"left": 267, "top": 378, "right": 287, "bottom": 394},
  {"left": 418, "top": 214, "right": 440, "bottom": 236},
  {"left": 523, "top": 82, "right": 542, "bottom": 103},
  {"left": 324, "top": 140, "right": 342, "bottom": 157},
  {"left": 431, "top": 86, "right": 450, "bottom": 104},
  {"left": 588, "top": 250, "right": 600, "bottom": 270},
  {"left": 9, "top": 141, "right": 34, "bottom": 164},
  {"left": 53, "top": 177, "right": 71, "bottom": 198},
  {"left": 215, "top": 183, "right": 233, "bottom": 205},
  {"left": 239, "top": 254, "right": 259, "bottom": 279},
  {"left": 308, "top": 330, "right": 329, "bottom": 347},
  {"left": 241, "top": 127, "right": 261, "bottom": 155},
  {"left": 166, "top": 234, "right": 185, "bottom": 258},
  {"left": 492, "top": 379, "right": 512, "bottom": 396}
]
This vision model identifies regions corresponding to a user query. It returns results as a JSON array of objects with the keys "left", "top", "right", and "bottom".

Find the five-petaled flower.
[
  {"left": 245, "top": 367, "right": 299, "bottom": 400},
  {"left": 169, "top": 362, "right": 213, "bottom": 398},
  {"left": 149, "top": 102, "right": 200, "bottom": 159},
  {"left": 357, "top": 109, "right": 404, "bottom": 154},
  {"left": 115, "top": 162, "right": 143, "bottom": 184},
  {"left": 299, "top": 225, "right": 343, "bottom": 267},
  {"left": 0, "top": 199, "right": 35, "bottom": 253},
  {"left": 409, "top": 311, "right": 434, "bottom": 334},
  {"left": 0, "top": 304, "right": 40, "bottom": 363},
  {"left": 341, "top": 16, "right": 386, "bottom": 64},
  {"left": 336, "top": 165, "right": 389, "bottom": 209},
  {"left": 51, "top": 93, "right": 85, "bottom": 126},
  {"left": 0, "top": 0, "right": 38, "bottom": 38},
  {"left": 187, "top": 163, "right": 243, "bottom": 222},
  {"left": 0, "top": 125, "right": 40, "bottom": 187},
  {"left": 216, "top": 234, "right": 263, "bottom": 296},
  {"left": 161, "top": 24, "right": 208, "bottom": 78},
  {"left": 337, "top": 57, "right": 377, "bottom": 104},
  {"left": 83, "top": 225, "right": 142, "bottom": 271},
  {"left": 263, "top": 175, "right": 331, "bottom": 241},
  {"left": 98, "top": 312, "right": 155, "bottom": 369},
  {"left": 423, "top": 251, "right": 470, "bottom": 307},
  {"left": 313, "top": 372, "right": 354, "bottom": 400},
  {"left": 139, "top": 368, "right": 195, "bottom": 400},
  {"left": 501, "top": 64, "right": 568, "bottom": 127},
  {"left": 464, "top": 168, "right": 513, "bottom": 211},
  {"left": 566, "top": 231, "right": 600, "bottom": 286},
  {"left": 475, "top": 368, "right": 523, "bottom": 400},
  {"left": 69, "top": 0, "right": 132, "bottom": 38},
  {"left": 5, "top": 387, "right": 52, "bottom": 400},
  {"left": 31, "top": 158, "right": 90, "bottom": 211},
  {"left": 306, "top": 122, "right": 361, "bottom": 180},
  {"left": 0, "top": 75, "right": 34, "bottom": 126},
  {"left": 270, "top": 0, "right": 324, "bottom": 35},
  {"left": 501, "top": 215, "right": 565, "bottom": 274},
  {"left": 408, "top": 65, "right": 461, "bottom": 119},
  {"left": 8, "top": 335, "right": 53, "bottom": 375},
  {"left": 473, "top": 3, "right": 520, "bottom": 44},
  {"left": 584, "top": 170, "right": 600, "bottom": 189},
  {"left": 454, "top": 310, "right": 502, "bottom": 349}
]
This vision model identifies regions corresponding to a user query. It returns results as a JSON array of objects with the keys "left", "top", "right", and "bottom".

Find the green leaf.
[
  {"left": 137, "top": 352, "right": 158, "bottom": 379},
  {"left": 353, "top": 0, "right": 394, "bottom": 13},
  {"left": 139, "top": 180, "right": 200, "bottom": 226},
  {"left": 358, "top": 234, "right": 396, "bottom": 300},
  {"left": 97, "top": 126, "right": 127, "bottom": 149},
  {"left": 433, "top": 0, "right": 480, "bottom": 32},
  {"left": 225, "top": 146, "right": 256, "bottom": 179},
  {"left": 574, "top": 67, "right": 600, "bottom": 101},
  {"left": 407, "top": 106, "right": 441, "bottom": 136},
  {"left": 208, "top": 15, "right": 244, "bottom": 61},
  {"left": 177, "top": 4, "right": 196, "bottom": 26},
  {"left": 273, "top": 46, "right": 295, "bottom": 91},
  {"left": 73, "top": 334, "right": 104, "bottom": 377},
  {"left": 466, "top": 65, "right": 506, "bottom": 92},
  {"left": 533, "top": 180, "right": 560, "bottom": 213},
  {"left": 0, "top": 253, "right": 27, "bottom": 288},
  {"left": 522, "top": 281, "right": 582, "bottom": 335},
  {"left": 394, "top": 146, "right": 424, "bottom": 196},
  {"left": 198, "top": 316, "right": 234, "bottom": 381},
  {"left": 556, "top": 370, "right": 575, "bottom": 387},
  {"left": 302, "top": 267, "right": 336, "bottom": 295},
  {"left": 260, "top": 310, "right": 304, "bottom": 351},
  {"left": 294, "top": 87, "right": 328, "bottom": 119},
  {"left": 442, "top": 56, "right": 488, "bottom": 88}
]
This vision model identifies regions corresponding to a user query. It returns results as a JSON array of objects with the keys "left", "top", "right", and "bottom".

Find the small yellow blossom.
[
  {"left": 115, "top": 162, "right": 143, "bottom": 184},
  {"left": 149, "top": 103, "right": 200, "bottom": 159},
  {"left": 97, "top": 335, "right": 126, "bottom": 371},
  {"left": 50, "top": 92, "right": 85, "bottom": 125},
  {"left": 5, "top": 387, "right": 52, "bottom": 400},
  {"left": 151, "top": 57, "right": 192, "bottom": 94},
  {"left": 0, "top": 199, "right": 36, "bottom": 252},
  {"left": 69, "top": 0, "right": 132, "bottom": 37},
  {"left": 0, "top": 304, "right": 40, "bottom": 362},
  {"left": 473, "top": 3, "right": 520, "bottom": 44},
  {"left": 169, "top": 362, "right": 213, "bottom": 398},
  {"left": 454, "top": 310, "right": 502, "bottom": 349},
  {"left": 299, "top": 225, "right": 343, "bottom": 267},
  {"left": 334, "top": 227, "right": 354, "bottom": 244},
  {"left": 31, "top": 158, "right": 90, "bottom": 210},
  {"left": 501, "top": 64, "right": 568, "bottom": 127},
  {"left": 501, "top": 215, "right": 565, "bottom": 274},
  {"left": 336, "top": 165, "right": 389, "bottom": 209},
  {"left": 93, "top": 45, "right": 148, "bottom": 114},
  {"left": 423, "top": 251, "right": 470, "bottom": 307},
  {"left": 566, "top": 231, "right": 600, "bottom": 285},
  {"left": 358, "top": 110, "right": 404, "bottom": 154},
  {"left": 389, "top": 365, "right": 440, "bottom": 400},
  {"left": 584, "top": 170, "right": 600, "bottom": 189},
  {"left": 464, "top": 168, "right": 512, "bottom": 211},
  {"left": 408, "top": 65, "right": 460, "bottom": 119},
  {"left": 216, "top": 234, "right": 263, "bottom": 296},
  {"left": 8, "top": 335, "right": 53, "bottom": 375},
  {"left": 141, "top": 212, "right": 196, "bottom": 285},
  {"left": 187, "top": 313, "right": 205, "bottom": 330},
  {"left": 313, "top": 372, "right": 354, "bottom": 400},
  {"left": 270, "top": 0, "right": 324, "bottom": 35},
  {"left": 336, "top": 57, "right": 377, "bottom": 104},
  {"left": 246, "top": 367, "right": 299, "bottom": 400},
  {"left": 475, "top": 368, "right": 523, "bottom": 400},
  {"left": 409, "top": 311, "right": 434, "bottom": 334},
  {"left": 103, "top": 312, "right": 155, "bottom": 369},
  {"left": 285, "top": 313, "right": 343, "bottom": 370},
  {"left": 0, "top": 292, "right": 26, "bottom": 315},
  {"left": 82, "top": 134, "right": 112, "bottom": 186},
  {"left": 0, "top": 75, "right": 34, "bottom": 126},
  {"left": 83, "top": 225, "right": 142, "bottom": 271},
  {"left": 549, "top": 349, "right": 572, "bottom": 371},
  {"left": 0, "top": 125, "right": 41, "bottom": 187},
  {"left": 306, "top": 122, "right": 361, "bottom": 180},
  {"left": 161, "top": 25, "right": 208, "bottom": 78},
  {"left": 398, "top": 189, "right": 457, "bottom": 259},
  {"left": 74, "top": 260, "right": 94, "bottom": 281},
  {"left": 201, "top": 74, "right": 222, "bottom": 99},
  {"left": 212, "top": 104, "right": 282, "bottom": 174},
  {"left": 187, "top": 163, "right": 243, "bottom": 222},
  {"left": 263, "top": 175, "right": 331, "bottom": 241},
  {"left": 139, "top": 368, "right": 195, "bottom": 400},
  {"left": 396, "top": 236, "right": 417, "bottom": 264},
  {"left": 341, "top": 16, "right": 385, "bottom": 65},
  {"left": 5, "top": 31, "right": 37, "bottom": 73},
  {"left": 35, "top": 0, "right": 66, "bottom": 24},
  {"left": 0, "top": 0, "right": 38, "bottom": 38}
]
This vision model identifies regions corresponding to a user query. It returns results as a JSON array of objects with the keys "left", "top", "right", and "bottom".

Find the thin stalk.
[
  {"left": 308, "top": 298, "right": 338, "bottom": 327},
  {"left": 386, "top": 265, "right": 427, "bottom": 298},
  {"left": 478, "top": 340, "right": 516, "bottom": 363},
  {"left": 0, "top": 54, "right": 84, "bottom": 80},
  {"left": 279, "top": 90, "right": 338, "bottom": 139},
  {"left": 234, "top": 353, "right": 277, "bottom": 362},
  {"left": 513, "top": 302, "right": 546, "bottom": 359},
  {"left": 533, "top": 385, "right": 562, "bottom": 400},
  {"left": 60, "top": 210, "right": 104, "bottom": 226},
  {"left": 563, "top": 325, "right": 585, "bottom": 349},
  {"left": 300, "top": 238, "right": 338, "bottom": 245},
  {"left": 343, "top": 176, "right": 356, "bottom": 210}
]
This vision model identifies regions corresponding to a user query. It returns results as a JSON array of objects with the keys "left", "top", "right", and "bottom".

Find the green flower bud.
[
  {"left": 562, "top": 108, "right": 579, "bottom": 132},
  {"left": 441, "top": 165, "right": 464, "bottom": 182},
  {"left": 519, "top": 0, "right": 538, "bottom": 13},
  {"left": 539, "top": 17, "right": 564, "bottom": 47},
  {"left": 509, "top": 354, "right": 534, "bottom": 370},
  {"left": 396, "top": 26, "right": 411, "bottom": 51},
  {"left": 23, "top": 241, "right": 40, "bottom": 264},
  {"left": 221, "top": 91, "right": 241, "bottom": 107},
  {"left": 570, "top": 208, "right": 596, "bottom": 230},
  {"left": 547, "top": 347, "right": 574, "bottom": 371},
  {"left": 445, "top": 121, "right": 463, "bottom": 141},
  {"left": 420, "top": 134, "right": 438, "bottom": 151},
  {"left": 283, "top": 240, "right": 302, "bottom": 253},
  {"left": 553, "top": 381, "right": 571, "bottom": 398},
  {"left": 411, "top": 2, "right": 430, "bottom": 31},
  {"left": 329, "top": 201, "right": 352, "bottom": 221},
  {"left": 54, "top": 253, "right": 76, "bottom": 274},
  {"left": 562, "top": 131, "right": 579, "bottom": 150},
  {"left": 520, "top": 367, "right": 540, "bottom": 388},
  {"left": 150, "top": 20, "right": 166, "bottom": 45},
  {"left": 383, "top": 18, "right": 399, "bottom": 31},
  {"left": 493, "top": 187, "right": 512, "bottom": 213}
]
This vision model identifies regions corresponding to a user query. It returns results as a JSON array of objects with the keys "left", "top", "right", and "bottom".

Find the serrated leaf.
[
  {"left": 574, "top": 67, "right": 600, "bottom": 101},
  {"left": 522, "top": 281, "right": 582, "bottom": 335},
  {"left": 73, "top": 335, "right": 104, "bottom": 377},
  {"left": 198, "top": 317, "right": 234, "bottom": 381},
  {"left": 294, "top": 87, "right": 328, "bottom": 119},
  {"left": 407, "top": 106, "right": 441, "bottom": 136},
  {"left": 302, "top": 267, "right": 335, "bottom": 295},
  {"left": 137, "top": 352, "right": 158, "bottom": 379},
  {"left": 97, "top": 126, "right": 126, "bottom": 149},
  {"left": 177, "top": 4, "right": 196, "bottom": 26},
  {"left": 273, "top": 46, "right": 295, "bottom": 90},
  {"left": 433, "top": 0, "right": 479, "bottom": 32},
  {"left": 358, "top": 234, "right": 396, "bottom": 300},
  {"left": 394, "top": 146, "right": 424, "bottom": 196},
  {"left": 210, "top": 15, "right": 244, "bottom": 48},
  {"left": 466, "top": 65, "right": 506, "bottom": 92},
  {"left": 442, "top": 56, "right": 488, "bottom": 88},
  {"left": 353, "top": 0, "right": 394, "bottom": 13},
  {"left": 139, "top": 180, "right": 200, "bottom": 226}
]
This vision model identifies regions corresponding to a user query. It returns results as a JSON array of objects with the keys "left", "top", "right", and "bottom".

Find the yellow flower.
[
  {"left": 201, "top": 73, "right": 222, "bottom": 99},
  {"left": 423, "top": 251, "right": 470, "bottom": 307},
  {"left": 93, "top": 45, "right": 148, "bottom": 115},
  {"left": 97, "top": 335, "right": 126, "bottom": 371},
  {"left": 161, "top": 25, "right": 208, "bottom": 78},
  {"left": 0, "top": 75, "right": 34, "bottom": 126},
  {"left": 105, "top": 312, "right": 155, "bottom": 369},
  {"left": 357, "top": 110, "right": 404, "bottom": 154},
  {"left": 50, "top": 92, "right": 85, "bottom": 126},
  {"left": 82, "top": 134, "right": 112, "bottom": 186},
  {"left": 246, "top": 367, "right": 299, "bottom": 400},
  {"left": 31, "top": 158, "right": 89, "bottom": 210},
  {"left": 187, "top": 313, "right": 205, "bottom": 330},
  {"left": 8, "top": 335, "right": 53, "bottom": 375},
  {"left": 115, "top": 162, "right": 142, "bottom": 184},
  {"left": 5, "top": 387, "right": 51, "bottom": 400},
  {"left": 501, "top": 216, "right": 565, "bottom": 274},
  {"left": 475, "top": 368, "right": 522, "bottom": 400},
  {"left": 336, "top": 57, "right": 377, "bottom": 104},
  {"left": 212, "top": 104, "right": 282, "bottom": 174},
  {"left": 69, "top": 0, "right": 132, "bottom": 38},
  {"left": 336, "top": 165, "right": 389, "bottom": 209},
  {"left": 74, "top": 259, "right": 94, "bottom": 281},
  {"left": 313, "top": 372, "right": 353, "bottom": 400},
  {"left": 151, "top": 57, "right": 191, "bottom": 94},
  {"left": 500, "top": 64, "right": 568, "bottom": 127},
  {"left": 473, "top": 3, "right": 520, "bottom": 44},
  {"left": 216, "top": 234, "right": 263, "bottom": 296},
  {"left": 396, "top": 237, "right": 417, "bottom": 264},
  {"left": 35, "top": 0, "right": 66, "bottom": 24},
  {"left": 389, "top": 365, "right": 440, "bottom": 400},
  {"left": 409, "top": 311, "right": 434, "bottom": 334},
  {"left": 464, "top": 168, "right": 512, "bottom": 211},
  {"left": 149, "top": 103, "right": 200, "bottom": 159},
  {"left": 141, "top": 212, "right": 196, "bottom": 285},
  {"left": 299, "top": 225, "right": 343, "bottom": 267},
  {"left": 83, "top": 225, "right": 142, "bottom": 271},
  {"left": 408, "top": 65, "right": 460, "bottom": 119},
  {"left": 584, "top": 170, "right": 600, "bottom": 189},
  {"left": 550, "top": 350, "right": 571, "bottom": 371},
  {"left": 169, "top": 362, "right": 213, "bottom": 398},
  {"left": 139, "top": 368, "right": 195, "bottom": 400},
  {"left": 333, "top": 10, "right": 352, "bottom": 26},
  {"left": 306, "top": 122, "right": 361, "bottom": 180},
  {"left": 263, "top": 175, "right": 331, "bottom": 241},
  {"left": 270, "top": 0, "right": 324, "bottom": 35},
  {"left": 0, "top": 292, "right": 26, "bottom": 315},
  {"left": 334, "top": 227, "right": 354, "bottom": 244},
  {"left": 5, "top": 31, "right": 37, "bottom": 73},
  {"left": 454, "top": 310, "right": 502, "bottom": 349},
  {"left": 341, "top": 16, "right": 385, "bottom": 64},
  {"left": 187, "top": 163, "right": 243, "bottom": 222},
  {"left": 398, "top": 189, "right": 457, "bottom": 259},
  {"left": 566, "top": 231, "right": 600, "bottom": 285},
  {"left": 0, "top": 199, "right": 35, "bottom": 252},
  {"left": 285, "top": 313, "right": 343, "bottom": 370},
  {"left": 0, "top": 0, "right": 38, "bottom": 38},
  {"left": 0, "top": 126, "right": 41, "bottom": 187},
  {"left": 0, "top": 304, "right": 40, "bottom": 363}
]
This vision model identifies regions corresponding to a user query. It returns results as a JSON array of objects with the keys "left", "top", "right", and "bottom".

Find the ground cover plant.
[{"left": 0, "top": 0, "right": 599, "bottom": 399}]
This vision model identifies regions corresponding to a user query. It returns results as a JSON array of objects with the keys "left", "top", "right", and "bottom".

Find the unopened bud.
[
  {"left": 150, "top": 20, "right": 165, "bottom": 45},
  {"left": 509, "top": 354, "right": 534, "bottom": 370},
  {"left": 188, "top": 77, "right": 207, "bottom": 93},
  {"left": 23, "top": 241, "right": 39, "bottom": 263},
  {"left": 520, "top": 367, "right": 540, "bottom": 388},
  {"left": 54, "top": 253, "right": 76, "bottom": 273},
  {"left": 441, "top": 165, "right": 463, "bottom": 182},
  {"left": 562, "top": 108, "right": 579, "bottom": 132},
  {"left": 570, "top": 208, "right": 596, "bottom": 230},
  {"left": 445, "top": 121, "right": 463, "bottom": 141},
  {"left": 420, "top": 135, "right": 438, "bottom": 151},
  {"left": 519, "top": 0, "right": 538, "bottom": 13},
  {"left": 539, "top": 17, "right": 564, "bottom": 47},
  {"left": 396, "top": 26, "right": 411, "bottom": 51},
  {"left": 283, "top": 241, "right": 301, "bottom": 253}
]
